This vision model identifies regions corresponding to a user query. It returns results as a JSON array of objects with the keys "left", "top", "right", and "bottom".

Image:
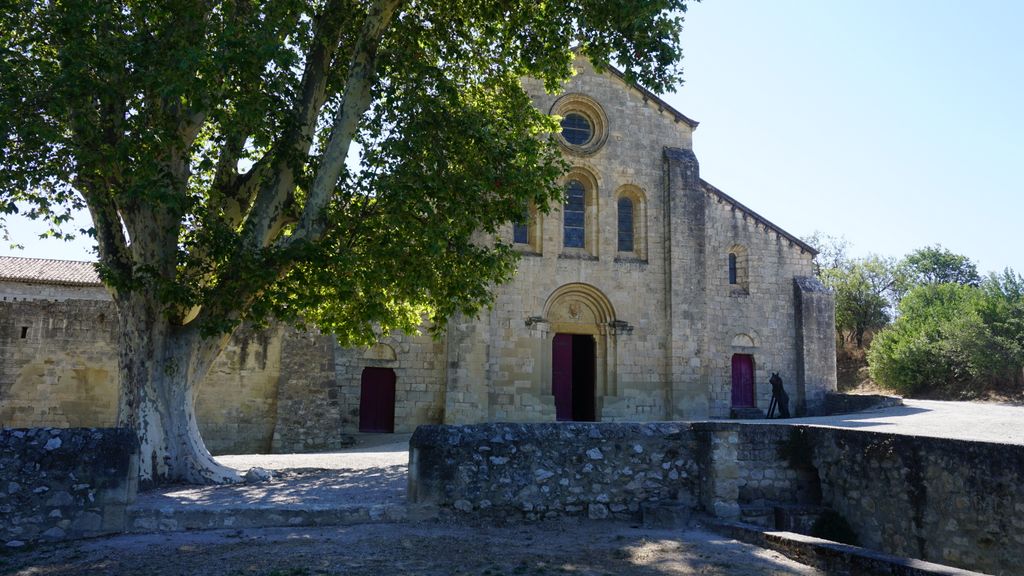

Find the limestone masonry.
[{"left": 0, "top": 58, "right": 836, "bottom": 451}]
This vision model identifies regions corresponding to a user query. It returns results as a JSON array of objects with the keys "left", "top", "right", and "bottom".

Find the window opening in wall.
[
  {"left": 728, "top": 253, "right": 738, "bottom": 284},
  {"left": 563, "top": 180, "right": 586, "bottom": 248},
  {"left": 617, "top": 197, "right": 634, "bottom": 253},
  {"left": 20, "top": 326, "right": 29, "bottom": 339},
  {"left": 513, "top": 209, "right": 529, "bottom": 245},
  {"left": 560, "top": 113, "right": 592, "bottom": 146}
]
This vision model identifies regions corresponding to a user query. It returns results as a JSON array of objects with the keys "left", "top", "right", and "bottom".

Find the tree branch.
[
  {"left": 240, "top": 0, "right": 352, "bottom": 250},
  {"left": 282, "top": 0, "right": 403, "bottom": 249}
]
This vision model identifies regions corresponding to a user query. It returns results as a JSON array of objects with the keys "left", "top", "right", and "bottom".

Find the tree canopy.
[{"left": 1, "top": 0, "right": 694, "bottom": 484}]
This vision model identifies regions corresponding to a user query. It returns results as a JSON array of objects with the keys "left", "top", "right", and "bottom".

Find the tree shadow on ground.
[{"left": 133, "top": 465, "right": 407, "bottom": 508}]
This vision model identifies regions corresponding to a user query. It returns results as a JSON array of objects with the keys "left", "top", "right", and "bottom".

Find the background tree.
[
  {"left": 1, "top": 0, "right": 694, "bottom": 485},
  {"left": 894, "top": 245, "right": 981, "bottom": 299},
  {"left": 824, "top": 256, "right": 897, "bottom": 348},
  {"left": 802, "top": 231, "right": 849, "bottom": 278},
  {"left": 868, "top": 273, "right": 1024, "bottom": 397},
  {"left": 804, "top": 234, "right": 895, "bottom": 348}
]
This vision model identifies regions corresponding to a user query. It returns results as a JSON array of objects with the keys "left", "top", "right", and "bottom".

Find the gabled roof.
[
  {"left": 700, "top": 180, "right": 818, "bottom": 256},
  {"left": 605, "top": 65, "right": 699, "bottom": 129},
  {"left": 0, "top": 256, "right": 102, "bottom": 286}
]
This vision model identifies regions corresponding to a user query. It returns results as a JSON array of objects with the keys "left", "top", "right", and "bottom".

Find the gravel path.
[
  {"left": 774, "top": 398, "right": 1024, "bottom": 445},
  {"left": 3, "top": 520, "right": 823, "bottom": 576},
  {"left": 215, "top": 433, "right": 412, "bottom": 472}
]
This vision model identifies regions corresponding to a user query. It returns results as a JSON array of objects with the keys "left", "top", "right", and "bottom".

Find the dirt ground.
[{"left": 2, "top": 520, "right": 821, "bottom": 576}]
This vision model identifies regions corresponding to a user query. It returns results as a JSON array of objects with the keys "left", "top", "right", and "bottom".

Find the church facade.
[
  {"left": 273, "top": 59, "right": 836, "bottom": 449},
  {"left": 0, "top": 59, "right": 836, "bottom": 454}
]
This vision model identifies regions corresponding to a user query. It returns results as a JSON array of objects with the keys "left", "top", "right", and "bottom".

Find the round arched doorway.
[{"left": 542, "top": 283, "right": 616, "bottom": 421}]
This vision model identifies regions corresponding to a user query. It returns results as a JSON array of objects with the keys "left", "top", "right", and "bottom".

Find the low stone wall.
[
  {"left": 411, "top": 421, "right": 1024, "bottom": 575},
  {"left": 810, "top": 428, "right": 1024, "bottom": 575},
  {"left": 824, "top": 392, "right": 902, "bottom": 415},
  {"left": 0, "top": 428, "right": 138, "bottom": 548},
  {"left": 409, "top": 422, "right": 700, "bottom": 520},
  {"left": 701, "top": 423, "right": 1024, "bottom": 575}
]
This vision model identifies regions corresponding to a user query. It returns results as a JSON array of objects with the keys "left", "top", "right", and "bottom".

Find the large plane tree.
[{"left": 1, "top": 0, "right": 691, "bottom": 485}]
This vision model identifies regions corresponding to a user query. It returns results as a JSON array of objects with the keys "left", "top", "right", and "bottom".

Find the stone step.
[
  {"left": 738, "top": 505, "right": 773, "bottom": 529},
  {"left": 126, "top": 503, "right": 422, "bottom": 533},
  {"left": 729, "top": 407, "right": 766, "bottom": 420}
]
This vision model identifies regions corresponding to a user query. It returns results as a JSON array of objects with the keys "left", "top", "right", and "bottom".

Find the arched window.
[
  {"left": 513, "top": 210, "right": 529, "bottom": 245},
  {"left": 617, "top": 197, "right": 634, "bottom": 253},
  {"left": 614, "top": 185, "right": 646, "bottom": 260},
  {"left": 728, "top": 245, "right": 749, "bottom": 294},
  {"left": 563, "top": 180, "right": 586, "bottom": 249}
]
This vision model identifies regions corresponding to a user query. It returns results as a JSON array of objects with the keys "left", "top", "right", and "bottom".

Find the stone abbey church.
[{"left": 0, "top": 59, "right": 837, "bottom": 455}]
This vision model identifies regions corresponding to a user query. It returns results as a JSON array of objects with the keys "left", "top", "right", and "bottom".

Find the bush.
[{"left": 868, "top": 281, "right": 1024, "bottom": 398}]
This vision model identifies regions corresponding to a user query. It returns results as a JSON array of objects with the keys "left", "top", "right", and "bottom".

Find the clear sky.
[
  {"left": 4, "top": 0, "right": 1023, "bottom": 274},
  {"left": 667, "top": 0, "right": 1024, "bottom": 274}
]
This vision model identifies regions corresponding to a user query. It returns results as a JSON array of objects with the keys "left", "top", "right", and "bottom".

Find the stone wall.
[
  {"left": 0, "top": 427, "right": 138, "bottom": 548},
  {"left": 411, "top": 422, "right": 1023, "bottom": 575},
  {"left": 1, "top": 297, "right": 299, "bottom": 455},
  {"left": 409, "top": 422, "right": 700, "bottom": 520},
  {"left": 810, "top": 428, "right": 1024, "bottom": 574},
  {"left": 712, "top": 424, "right": 1024, "bottom": 575}
]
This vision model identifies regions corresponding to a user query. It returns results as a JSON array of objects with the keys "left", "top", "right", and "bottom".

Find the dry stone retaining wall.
[
  {"left": 411, "top": 422, "right": 1024, "bottom": 575},
  {"left": 0, "top": 427, "right": 137, "bottom": 548},
  {"left": 409, "top": 422, "right": 701, "bottom": 520}
]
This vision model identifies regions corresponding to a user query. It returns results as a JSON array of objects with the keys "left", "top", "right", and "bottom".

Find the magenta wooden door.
[
  {"left": 359, "top": 367, "right": 396, "bottom": 432},
  {"left": 552, "top": 334, "right": 573, "bottom": 421},
  {"left": 731, "top": 354, "right": 755, "bottom": 407}
]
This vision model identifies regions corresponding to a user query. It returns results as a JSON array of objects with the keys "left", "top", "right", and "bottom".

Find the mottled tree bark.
[{"left": 115, "top": 293, "right": 239, "bottom": 486}]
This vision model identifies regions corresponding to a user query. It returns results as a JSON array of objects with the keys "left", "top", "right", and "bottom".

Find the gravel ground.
[
  {"left": 1, "top": 520, "right": 823, "bottom": 576},
  {"left": 776, "top": 398, "right": 1024, "bottom": 445}
]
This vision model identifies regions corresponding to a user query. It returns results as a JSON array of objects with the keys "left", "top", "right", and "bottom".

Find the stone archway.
[{"left": 542, "top": 283, "right": 616, "bottom": 420}]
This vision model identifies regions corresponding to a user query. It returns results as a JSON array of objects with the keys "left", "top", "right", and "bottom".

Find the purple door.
[
  {"left": 552, "top": 333, "right": 596, "bottom": 421},
  {"left": 731, "top": 354, "right": 755, "bottom": 407},
  {"left": 359, "top": 367, "right": 396, "bottom": 432},
  {"left": 552, "top": 334, "right": 573, "bottom": 421}
]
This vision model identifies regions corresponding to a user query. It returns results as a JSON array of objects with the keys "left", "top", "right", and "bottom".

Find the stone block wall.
[
  {"left": 0, "top": 427, "right": 138, "bottom": 548},
  {"left": 718, "top": 424, "right": 1024, "bottom": 575},
  {"left": 411, "top": 422, "right": 1022, "bottom": 575},
  {"left": 409, "top": 422, "right": 700, "bottom": 520},
  {"left": 810, "top": 428, "right": 1024, "bottom": 574},
  {"left": 1, "top": 297, "right": 301, "bottom": 455}
]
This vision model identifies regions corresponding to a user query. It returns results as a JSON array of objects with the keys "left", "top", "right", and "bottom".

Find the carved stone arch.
[
  {"left": 614, "top": 184, "right": 648, "bottom": 259},
  {"left": 541, "top": 283, "right": 618, "bottom": 420},
  {"left": 730, "top": 332, "right": 760, "bottom": 349},
  {"left": 364, "top": 342, "right": 397, "bottom": 363},
  {"left": 543, "top": 282, "right": 616, "bottom": 334}
]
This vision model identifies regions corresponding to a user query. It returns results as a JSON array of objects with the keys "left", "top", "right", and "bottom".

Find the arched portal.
[{"left": 543, "top": 284, "right": 616, "bottom": 421}]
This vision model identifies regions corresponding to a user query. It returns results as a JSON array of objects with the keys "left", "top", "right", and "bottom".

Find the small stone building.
[{"left": 0, "top": 59, "right": 836, "bottom": 453}]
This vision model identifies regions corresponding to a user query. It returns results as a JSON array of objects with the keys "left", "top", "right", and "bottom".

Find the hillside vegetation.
[{"left": 804, "top": 235, "right": 1024, "bottom": 402}]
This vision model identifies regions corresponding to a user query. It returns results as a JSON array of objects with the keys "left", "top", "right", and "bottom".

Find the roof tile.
[{"left": 0, "top": 256, "right": 102, "bottom": 286}]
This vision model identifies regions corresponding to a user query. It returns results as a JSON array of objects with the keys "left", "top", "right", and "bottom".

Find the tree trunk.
[{"left": 115, "top": 294, "right": 240, "bottom": 486}]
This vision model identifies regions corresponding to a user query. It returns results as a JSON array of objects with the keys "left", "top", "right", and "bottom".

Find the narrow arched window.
[
  {"left": 513, "top": 209, "right": 529, "bottom": 244},
  {"left": 563, "top": 180, "right": 585, "bottom": 248},
  {"left": 728, "top": 253, "right": 738, "bottom": 284},
  {"left": 617, "top": 197, "right": 634, "bottom": 252}
]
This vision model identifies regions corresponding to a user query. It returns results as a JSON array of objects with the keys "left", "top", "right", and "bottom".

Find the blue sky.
[
  {"left": 667, "top": 0, "right": 1024, "bottom": 274},
  {"left": 5, "top": 0, "right": 1023, "bottom": 274}
]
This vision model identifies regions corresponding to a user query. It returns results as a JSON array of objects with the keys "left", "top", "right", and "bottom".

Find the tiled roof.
[{"left": 0, "top": 256, "right": 102, "bottom": 286}]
